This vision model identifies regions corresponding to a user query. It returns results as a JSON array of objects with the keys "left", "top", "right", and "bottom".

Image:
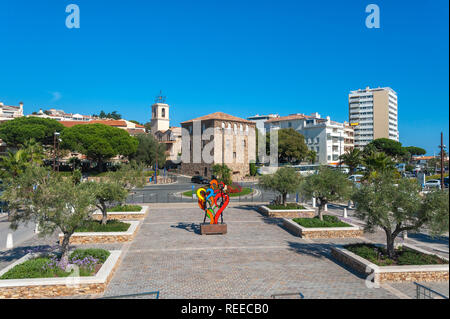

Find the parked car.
[
  {"left": 191, "top": 175, "right": 209, "bottom": 184},
  {"left": 423, "top": 179, "right": 441, "bottom": 189},
  {"left": 444, "top": 176, "right": 449, "bottom": 188},
  {"left": 348, "top": 174, "right": 364, "bottom": 183}
]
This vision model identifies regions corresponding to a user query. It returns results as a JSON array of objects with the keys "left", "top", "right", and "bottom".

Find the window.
[
  {"left": 288, "top": 122, "right": 292, "bottom": 128},
  {"left": 161, "top": 108, "right": 166, "bottom": 118}
]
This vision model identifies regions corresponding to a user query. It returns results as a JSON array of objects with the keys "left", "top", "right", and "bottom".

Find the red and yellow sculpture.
[{"left": 196, "top": 179, "right": 230, "bottom": 224}]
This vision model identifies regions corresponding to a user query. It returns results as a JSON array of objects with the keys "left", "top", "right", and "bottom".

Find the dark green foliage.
[
  {"left": 267, "top": 128, "right": 309, "bottom": 164},
  {"left": 345, "top": 244, "right": 447, "bottom": 266},
  {"left": 0, "top": 117, "right": 65, "bottom": 147},
  {"left": 107, "top": 205, "right": 142, "bottom": 212},
  {"left": 259, "top": 167, "right": 303, "bottom": 206},
  {"left": 249, "top": 162, "right": 257, "bottom": 176},
  {"left": 293, "top": 215, "right": 350, "bottom": 228},
  {"left": 129, "top": 133, "right": 166, "bottom": 167},
  {"left": 267, "top": 203, "right": 305, "bottom": 210},
  {"left": 75, "top": 220, "right": 130, "bottom": 232},
  {"left": 0, "top": 257, "right": 69, "bottom": 279},
  {"left": 61, "top": 124, "right": 138, "bottom": 172},
  {"left": 404, "top": 146, "right": 426, "bottom": 156}
]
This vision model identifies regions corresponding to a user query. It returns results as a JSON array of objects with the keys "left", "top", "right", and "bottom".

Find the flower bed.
[
  {"left": 266, "top": 203, "right": 306, "bottom": 210},
  {"left": 282, "top": 217, "right": 362, "bottom": 239},
  {"left": 331, "top": 243, "right": 449, "bottom": 283},
  {"left": 92, "top": 205, "right": 148, "bottom": 221},
  {"left": 258, "top": 204, "right": 315, "bottom": 218},
  {"left": 183, "top": 187, "right": 253, "bottom": 198},
  {"left": 0, "top": 249, "right": 122, "bottom": 298},
  {"left": 59, "top": 221, "right": 140, "bottom": 245}
]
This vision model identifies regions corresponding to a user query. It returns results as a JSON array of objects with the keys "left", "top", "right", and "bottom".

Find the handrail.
[
  {"left": 414, "top": 282, "right": 448, "bottom": 299},
  {"left": 271, "top": 292, "right": 305, "bottom": 299},
  {"left": 101, "top": 291, "right": 160, "bottom": 299}
]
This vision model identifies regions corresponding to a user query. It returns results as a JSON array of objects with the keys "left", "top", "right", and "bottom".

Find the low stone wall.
[
  {"left": 282, "top": 218, "right": 363, "bottom": 239},
  {"left": 258, "top": 205, "right": 315, "bottom": 218},
  {"left": 91, "top": 206, "right": 148, "bottom": 221},
  {"left": 331, "top": 245, "right": 449, "bottom": 284},
  {"left": 59, "top": 221, "right": 140, "bottom": 245},
  {"left": 0, "top": 250, "right": 121, "bottom": 299}
]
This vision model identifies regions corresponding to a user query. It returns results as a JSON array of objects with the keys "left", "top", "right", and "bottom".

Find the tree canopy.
[
  {"left": 93, "top": 110, "right": 122, "bottom": 120},
  {"left": 267, "top": 128, "right": 309, "bottom": 164},
  {"left": 128, "top": 133, "right": 166, "bottom": 167},
  {"left": 259, "top": 167, "right": 303, "bottom": 206},
  {"left": 0, "top": 117, "right": 65, "bottom": 147},
  {"left": 364, "top": 138, "right": 407, "bottom": 159},
  {"left": 352, "top": 172, "right": 449, "bottom": 258},
  {"left": 300, "top": 166, "right": 353, "bottom": 220},
  {"left": 404, "top": 146, "right": 426, "bottom": 156},
  {"left": 61, "top": 124, "right": 138, "bottom": 171},
  {"left": 339, "top": 148, "right": 362, "bottom": 175}
]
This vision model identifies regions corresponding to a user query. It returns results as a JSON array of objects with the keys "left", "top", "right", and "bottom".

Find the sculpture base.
[{"left": 200, "top": 223, "right": 227, "bottom": 235}]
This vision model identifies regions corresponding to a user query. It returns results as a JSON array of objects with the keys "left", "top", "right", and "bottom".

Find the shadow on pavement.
[
  {"left": 407, "top": 233, "right": 449, "bottom": 247},
  {"left": 170, "top": 222, "right": 201, "bottom": 234}
]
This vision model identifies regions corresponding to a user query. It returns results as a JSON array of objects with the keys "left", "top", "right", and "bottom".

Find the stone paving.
[
  {"left": 104, "top": 205, "right": 399, "bottom": 299},
  {"left": 1, "top": 203, "right": 448, "bottom": 299}
]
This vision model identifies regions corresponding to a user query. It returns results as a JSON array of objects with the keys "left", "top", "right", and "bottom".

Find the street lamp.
[{"left": 53, "top": 132, "right": 60, "bottom": 171}]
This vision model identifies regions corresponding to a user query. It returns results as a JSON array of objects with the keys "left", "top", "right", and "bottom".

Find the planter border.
[
  {"left": 0, "top": 250, "right": 121, "bottom": 298},
  {"left": 331, "top": 243, "right": 449, "bottom": 283},
  {"left": 59, "top": 221, "right": 140, "bottom": 244},
  {"left": 259, "top": 205, "right": 316, "bottom": 218},
  {"left": 282, "top": 218, "right": 363, "bottom": 238}
]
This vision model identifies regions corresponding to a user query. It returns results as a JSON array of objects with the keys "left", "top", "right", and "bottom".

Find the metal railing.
[
  {"left": 271, "top": 292, "right": 305, "bottom": 299},
  {"left": 101, "top": 291, "right": 160, "bottom": 299},
  {"left": 414, "top": 282, "right": 448, "bottom": 299}
]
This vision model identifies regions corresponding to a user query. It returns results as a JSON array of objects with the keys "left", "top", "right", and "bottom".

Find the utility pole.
[
  {"left": 53, "top": 132, "right": 60, "bottom": 172},
  {"left": 155, "top": 158, "right": 158, "bottom": 184},
  {"left": 439, "top": 132, "right": 446, "bottom": 189}
]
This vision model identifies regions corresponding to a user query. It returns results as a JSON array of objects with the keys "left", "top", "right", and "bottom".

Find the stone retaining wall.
[
  {"left": 331, "top": 245, "right": 449, "bottom": 283},
  {"left": 59, "top": 221, "right": 139, "bottom": 245},
  {"left": 282, "top": 218, "right": 363, "bottom": 239},
  {"left": 258, "top": 205, "right": 316, "bottom": 218},
  {"left": 0, "top": 251, "right": 121, "bottom": 299},
  {"left": 91, "top": 206, "right": 148, "bottom": 221}
]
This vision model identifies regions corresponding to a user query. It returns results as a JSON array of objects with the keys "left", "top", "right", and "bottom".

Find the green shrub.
[
  {"left": 0, "top": 257, "right": 70, "bottom": 279},
  {"left": 267, "top": 203, "right": 305, "bottom": 210},
  {"left": 294, "top": 215, "right": 350, "bottom": 228},
  {"left": 345, "top": 244, "right": 447, "bottom": 266},
  {"left": 76, "top": 220, "right": 130, "bottom": 232},
  {"left": 107, "top": 205, "right": 142, "bottom": 212},
  {"left": 69, "top": 249, "right": 111, "bottom": 263}
]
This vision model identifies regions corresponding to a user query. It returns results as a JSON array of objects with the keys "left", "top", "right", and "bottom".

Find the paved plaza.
[
  {"left": 1, "top": 203, "right": 448, "bottom": 299},
  {"left": 103, "top": 205, "right": 402, "bottom": 299}
]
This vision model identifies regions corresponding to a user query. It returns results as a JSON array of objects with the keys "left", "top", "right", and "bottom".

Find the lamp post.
[{"left": 53, "top": 132, "right": 60, "bottom": 172}]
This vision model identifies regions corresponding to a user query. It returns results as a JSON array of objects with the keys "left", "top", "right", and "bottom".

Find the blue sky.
[{"left": 0, "top": 0, "right": 448, "bottom": 154}]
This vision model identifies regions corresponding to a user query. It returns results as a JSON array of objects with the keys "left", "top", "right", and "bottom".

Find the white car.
[
  {"left": 424, "top": 179, "right": 441, "bottom": 189},
  {"left": 348, "top": 175, "right": 364, "bottom": 183}
]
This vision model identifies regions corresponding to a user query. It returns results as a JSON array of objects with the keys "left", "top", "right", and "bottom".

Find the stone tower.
[{"left": 150, "top": 92, "right": 170, "bottom": 135}]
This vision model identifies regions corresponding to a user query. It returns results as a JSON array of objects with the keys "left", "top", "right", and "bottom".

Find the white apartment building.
[
  {"left": 247, "top": 114, "right": 279, "bottom": 133},
  {"left": 349, "top": 86, "right": 399, "bottom": 148},
  {"left": 264, "top": 113, "right": 354, "bottom": 165},
  {"left": 0, "top": 102, "right": 24, "bottom": 121},
  {"left": 29, "top": 108, "right": 96, "bottom": 121}
]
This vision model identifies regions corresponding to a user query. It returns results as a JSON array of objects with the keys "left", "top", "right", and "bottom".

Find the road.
[{"left": 0, "top": 214, "right": 36, "bottom": 251}]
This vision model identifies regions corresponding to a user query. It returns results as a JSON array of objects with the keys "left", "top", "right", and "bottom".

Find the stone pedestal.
[{"left": 200, "top": 223, "right": 227, "bottom": 235}]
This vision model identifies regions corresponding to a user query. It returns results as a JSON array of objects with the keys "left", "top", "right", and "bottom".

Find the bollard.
[
  {"left": 402, "top": 231, "right": 408, "bottom": 240},
  {"left": 348, "top": 200, "right": 352, "bottom": 209},
  {"left": 35, "top": 223, "right": 40, "bottom": 234},
  {"left": 343, "top": 207, "right": 348, "bottom": 218},
  {"left": 324, "top": 204, "right": 328, "bottom": 211},
  {"left": 312, "top": 197, "right": 316, "bottom": 208},
  {"left": 6, "top": 233, "right": 13, "bottom": 249}
]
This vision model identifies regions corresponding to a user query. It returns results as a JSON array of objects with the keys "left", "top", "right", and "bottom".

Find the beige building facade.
[{"left": 180, "top": 112, "right": 256, "bottom": 180}]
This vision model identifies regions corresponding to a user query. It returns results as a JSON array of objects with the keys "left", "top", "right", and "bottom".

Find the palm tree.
[
  {"left": 20, "top": 139, "right": 44, "bottom": 165},
  {"left": 0, "top": 149, "right": 29, "bottom": 179},
  {"left": 363, "top": 151, "right": 396, "bottom": 179},
  {"left": 339, "top": 148, "right": 362, "bottom": 175}
]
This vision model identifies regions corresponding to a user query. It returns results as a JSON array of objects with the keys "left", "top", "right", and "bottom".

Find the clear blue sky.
[{"left": 0, "top": 0, "right": 448, "bottom": 154}]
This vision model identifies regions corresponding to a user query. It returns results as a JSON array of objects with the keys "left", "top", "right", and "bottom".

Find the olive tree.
[
  {"left": 259, "top": 167, "right": 303, "bottom": 206},
  {"left": 352, "top": 172, "right": 449, "bottom": 258},
  {"left": 1, "top": 166, "right": 96, "bottom": 263},
  {"left": 301, "top": 166, "right": 353, "bottom": 220}
]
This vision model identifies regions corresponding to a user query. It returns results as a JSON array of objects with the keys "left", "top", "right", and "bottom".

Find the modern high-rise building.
[{"left": 349, "top": 86, "right": 399, "bottom": 148}]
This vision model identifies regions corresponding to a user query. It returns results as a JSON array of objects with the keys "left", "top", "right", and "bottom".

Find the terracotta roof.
[
  {"left": 181, "top": 112, "right": 254, "bottom": 124},
  {"left": 59, "top": 120, "right": 127, "bottom": 128},
  {"left": 265, "top": 113, "right": 318, "bottom": 123}
]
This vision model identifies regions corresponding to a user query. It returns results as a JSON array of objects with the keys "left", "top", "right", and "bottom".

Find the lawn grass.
[
  {"left": 266, "top": 203, "right": 306, "bottom": 210},
  {"left": 183, "top": 187, "right": 253, "bottom": 198},
  {"left": 345, "top": 243, "right": 448, "bottom": 266},
  {"left": 107, "top": 204, "right": 142, "bottom": 212},
  {"left": 75, "top": 220, "right": 130, "bottom": 232},
  {"left": 0, "top": 249, "right": 110, "bottom": 280},
  {"left": 293, "top": 215, "right": 350, "bottom": 228}
]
